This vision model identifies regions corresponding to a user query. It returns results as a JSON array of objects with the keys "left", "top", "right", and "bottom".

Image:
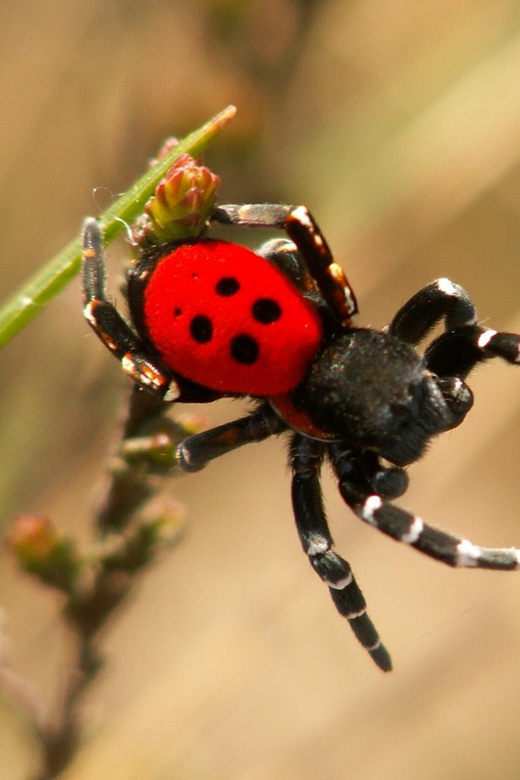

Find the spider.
[{"left": 82, "top": 203, "right": 520, "bottom": 671}]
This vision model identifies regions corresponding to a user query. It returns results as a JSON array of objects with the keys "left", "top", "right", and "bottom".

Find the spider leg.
[
  {"left": 82, "top": 218, "right": 180, "bottom": 401},
  {"left": 330, "top": 443, "right": 520, "bottom": 571},
  {"left": 176, "top": 403, "right": 286, "bottom": 472},
  {"left": 425, "top": 324, "right": 520, "bottom": 379},
  {"left": 212, "top": 203, "right": 357, "bottom": 326},
  {"left": 388, "top": 278, "right": 476, "bottom": 344},
  {"left": 290, "top": 434, "right": 392, "bottom": 671}
]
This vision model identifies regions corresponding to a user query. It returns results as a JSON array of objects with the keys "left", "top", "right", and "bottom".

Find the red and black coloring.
[{"left": 82, "top": 203, "right": 520, "bottom": 672}]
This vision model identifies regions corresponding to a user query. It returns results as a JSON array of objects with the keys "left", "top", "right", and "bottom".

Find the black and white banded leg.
[
  {"left": 290, "top": 434, "right": 392, "bottom": 671},
  {"left": 330, "top": 443, "right": 520, "bottom": 571},
  {"left": 425, "top": 324, "right": 520, "bottom": 379},
  {"left": 389, "top": 276, "right": 519, "bottom": 414},
  {"left": 82, "top": 218, "right": 180, "bottom": 401}
]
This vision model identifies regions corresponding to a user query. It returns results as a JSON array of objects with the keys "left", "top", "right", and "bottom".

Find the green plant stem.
[{"left": 0, "top": 104, "right": 236, "bottom": 350}]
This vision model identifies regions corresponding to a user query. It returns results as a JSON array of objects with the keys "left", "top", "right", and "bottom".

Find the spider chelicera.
[{"left": 82, "top": 203, "right": 520, "bottom": 671}]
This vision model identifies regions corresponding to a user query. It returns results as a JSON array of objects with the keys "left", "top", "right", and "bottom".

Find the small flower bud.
[
  {"left": 134, "top": 153, "right": 220, "bottom": 247},
  {"left": 7, "top": 515, "right": 80, "bottom": 593}
]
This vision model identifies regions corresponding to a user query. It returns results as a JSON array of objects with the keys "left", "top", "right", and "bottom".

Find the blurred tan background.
[{"left": 0, "top": 1, "right": 520, "bottom": 777}]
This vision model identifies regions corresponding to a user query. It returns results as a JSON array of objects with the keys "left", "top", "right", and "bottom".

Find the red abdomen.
[{"left": 142, "top": 239, "right": 322, "bottom": 395}]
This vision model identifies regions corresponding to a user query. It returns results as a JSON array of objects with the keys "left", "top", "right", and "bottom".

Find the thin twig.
[{"left": 16, "top": 386, "right": 188, "bottom": 779}]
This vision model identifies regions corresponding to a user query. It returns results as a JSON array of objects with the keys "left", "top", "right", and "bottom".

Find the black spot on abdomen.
[
  {"left": 252, "top": 298, "right": 282, "bottom": 324},
  {"left": 215, "top": 277, "right": 240, "bottom": 296},
  {"left": 190, "top": 315, "right": 213, "bottom": 343},
  {"left": 230, "top": 334, "right": 259, "bottom": 364}
]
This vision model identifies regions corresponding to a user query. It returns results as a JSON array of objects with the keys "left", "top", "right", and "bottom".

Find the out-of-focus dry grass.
[{"left": 0, "top": 1, "right": 520, "bottom": 777}]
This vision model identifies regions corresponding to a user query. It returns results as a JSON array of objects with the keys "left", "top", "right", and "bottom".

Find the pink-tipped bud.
[
  {"left": 8, "top": 515, "right": 79, "bottom": 592},
  {"left": 134, "top": 154, "right": 220, "bottom": 247},
  {"left": 8, "top": 515, "right": 57, "bottom": 562}
]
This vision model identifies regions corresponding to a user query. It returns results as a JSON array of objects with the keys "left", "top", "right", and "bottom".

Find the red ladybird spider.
[{"left": 82, "top": 203, "right": 520, "bottom": 671}]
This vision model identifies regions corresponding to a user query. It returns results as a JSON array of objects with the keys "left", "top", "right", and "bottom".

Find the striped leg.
[
  {"left": 82, "top": 218, "right": 180, "bottom": 401},
  {"left": 176, "top": 404, "right": 286, "bottom": 472},
  {"left": 290, "top": 435, "right": 392, "bottom": 671},
  {"left": 330, "top": 444, "right": 520, "bottom": 571},
  {"left": 425, "top": 324, "right": 520, "bottom": 379}
]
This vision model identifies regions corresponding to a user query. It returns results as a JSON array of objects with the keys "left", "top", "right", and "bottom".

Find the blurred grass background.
[{"left": 0, "top": 0, "right": 520, "bottom": 777}]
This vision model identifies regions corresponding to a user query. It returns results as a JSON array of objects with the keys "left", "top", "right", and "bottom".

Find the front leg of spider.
[
  {"left": 388, "top": 276, "right": 520, "bottom": 376},
  {"left": 81, "top": 218, "right": 180, "bottom": 401}
]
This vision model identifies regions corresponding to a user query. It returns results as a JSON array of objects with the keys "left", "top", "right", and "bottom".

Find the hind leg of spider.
[
  {"left": 330, "top": 443, "right": 520, "bottom": 571},
  {"left": 212, "top": 203, "right": 357, "bottom": 325},
  {"left": 176, "top": 403, "right": 287, "bottom": 473},
  {"left": 82, "top": 217, "right": 180, "bottom": 401},
  {"left": 290, "top": 434, "right": 392, "bottom": 671}
]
